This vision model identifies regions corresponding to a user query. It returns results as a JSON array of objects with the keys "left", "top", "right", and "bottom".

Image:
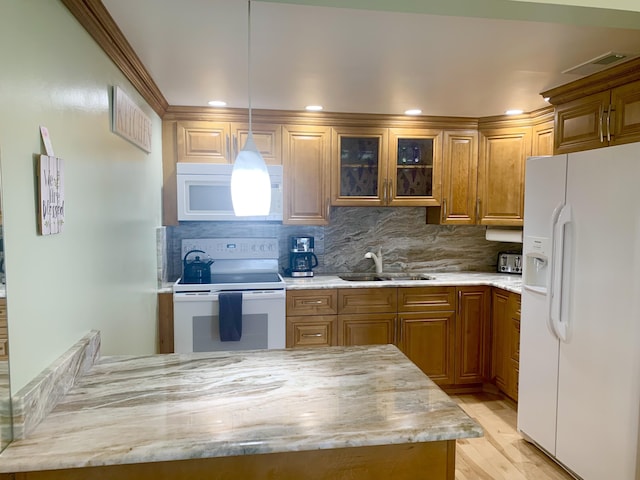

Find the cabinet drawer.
[
  {"left": 287, "top": 316, "right": 337, "bottom": 348},
  {"left": 287, "top": 290, "right": 337, "bottom": 316},
  {"left": 338, "top": 288, "right": 397, "bottom": 314},
  {"left": 398, "top": 287, "right": 455, "bottom": 312}
]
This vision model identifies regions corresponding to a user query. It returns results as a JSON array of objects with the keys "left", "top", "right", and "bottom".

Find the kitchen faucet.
[{"left": 364, "top": 247, "right": 383, "bottom": 274}]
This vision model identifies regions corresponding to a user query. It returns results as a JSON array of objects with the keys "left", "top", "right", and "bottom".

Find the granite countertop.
[
  {"left": 160, "top": 273, "right": 522, "bottom": 294},
  {"left": 0, "top": 345, "right": 482, "bottom": 473},
  {"left": 284, "top": 272, "right": 522, "bottom": 294}
]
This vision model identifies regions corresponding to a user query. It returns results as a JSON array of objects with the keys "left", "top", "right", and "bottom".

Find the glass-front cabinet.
[
  {"left": 388, "top": 128, "right": 442, "bottom": 206},
  {"left": 331, "top": 126, "right": 442, "bottom": 206}
]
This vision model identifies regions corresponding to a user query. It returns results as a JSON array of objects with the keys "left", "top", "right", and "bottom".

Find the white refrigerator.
[{"left": 518, "top": 142, "right": 640, "bottom": 480}]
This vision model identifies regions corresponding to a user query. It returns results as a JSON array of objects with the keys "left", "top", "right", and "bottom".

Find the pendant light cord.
[{"left": 247, "top": 0, "right": 253, "bottom": 136}]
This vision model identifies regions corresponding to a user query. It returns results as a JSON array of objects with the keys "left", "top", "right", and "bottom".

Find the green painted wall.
[{"left": 0, "top": 1, "right": 162, "bottom": 392}]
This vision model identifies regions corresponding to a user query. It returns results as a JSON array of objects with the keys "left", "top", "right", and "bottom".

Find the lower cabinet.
[
  {"left": 455, "top": 286, "right": 491, "bottom": 384},
  {"left": 338, "top": 288, "right": 398, "bottom": 346},
  {"left": 491, "top": 288, "right": 521, "bottom": 401},
  {"left": 286, "top": 289, "right": 338, "bottom": 348}
]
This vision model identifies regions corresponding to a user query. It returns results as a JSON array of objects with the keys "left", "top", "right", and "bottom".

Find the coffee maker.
[{"left": 286, "top": 236, "right": 319, "bottom": 277}]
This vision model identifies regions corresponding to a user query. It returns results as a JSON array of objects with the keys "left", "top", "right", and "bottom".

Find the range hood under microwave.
[{"left": 176, "top": 163, "right": 283, "bottom": 222}]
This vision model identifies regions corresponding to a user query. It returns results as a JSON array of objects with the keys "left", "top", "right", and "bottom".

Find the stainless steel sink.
[
  {"left": 338, "top": 274, "right": 383, "bottom": 282},
  {"left": 338, "top": 273, "right": 435, "bottom": 282}
]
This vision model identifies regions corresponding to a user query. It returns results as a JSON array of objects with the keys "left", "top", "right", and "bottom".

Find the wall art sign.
[
  {"left": 111, "top": 86, "right": 152, "bottom": 153},
  {"left": 38, "top": 155, "right": 65, "bottom": 235}
]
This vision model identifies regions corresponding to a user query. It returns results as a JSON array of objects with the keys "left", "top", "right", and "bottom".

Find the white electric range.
[{"left": 173, "top": 238, "right": 286, "bottom": 353}]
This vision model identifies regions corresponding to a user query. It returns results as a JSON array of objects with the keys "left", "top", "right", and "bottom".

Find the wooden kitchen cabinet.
[
  {"left": 175, "top": 120, "right": 282, "bottom": 164},
  {"left": 532, "top": 119, "right": 555, "bottom": 156},
  {"left": 552, "top": 81, "right": 640, "bottom": 154},
  {"left": 397, "top": 287, "right": 456, "bottom": 385},
  {"left": 331, "top": 126, "right": 388, "bottom": 206},
  {"left": 337, "top": 288, "right": 397, "bottom": 346},
  {"left": 477, "top": 126, "right": 531, "bottom": 226},
  {"left": 331, "top": 127, "right": 442, "bottom": 207},
  {"left": 158, "top": 292, "right": 174, "bottom": 354},
  {"left": 282, "top": 125, "right": 331, "bottom": 225},
  {"left": 491, "top": 288, "right": 521, "bottom": 401},
  {"left": 387, "top": 128, "right": 442, "bottom": 206},
  {"left": 428, "top": 130, "right": 479, "bottom": 225},
  {"left": 286, "top": 289, "right": 338, "bottom": 348},
  {"left": 455, "top": 286, "right": 490, "bottom": 384}
]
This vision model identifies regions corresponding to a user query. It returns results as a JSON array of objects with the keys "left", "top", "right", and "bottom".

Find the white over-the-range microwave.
[{"left": 176, "top": 163, "right": 283, "bottom": 221}]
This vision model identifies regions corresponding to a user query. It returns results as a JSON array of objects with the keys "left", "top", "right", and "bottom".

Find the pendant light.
[{"left": 231, "top": 0, "right": 271, "bottom": 216}]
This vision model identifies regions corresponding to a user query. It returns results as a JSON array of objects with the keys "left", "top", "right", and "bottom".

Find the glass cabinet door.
[
  {"left": 389, "top": 128, "right": 442, "bottom": 206},
  {"left": 331, "top": 127, "right": 388, "bottom": 206}
]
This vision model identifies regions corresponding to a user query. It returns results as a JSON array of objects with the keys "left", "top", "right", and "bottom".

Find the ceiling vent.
[{"left": 562, "top": 51, "right": 634, "bottom": 76}]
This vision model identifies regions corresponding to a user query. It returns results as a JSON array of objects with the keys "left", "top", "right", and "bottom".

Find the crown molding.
[{"left": 61, "top": 0, "right": 169, "bottom": 117}]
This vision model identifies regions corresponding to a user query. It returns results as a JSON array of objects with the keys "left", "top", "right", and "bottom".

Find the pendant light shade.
[
  {"left": 231, "top": 135, "right": 271, "bottom": 216},
  {"left": 231, "top": 0, "right": 271, "bottom": 217}
]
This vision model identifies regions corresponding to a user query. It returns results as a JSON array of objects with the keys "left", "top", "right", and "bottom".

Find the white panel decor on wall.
[
  {"left": 111, "top": 86, "right": 152, "bottom": 153},
  {"left": 38, "top": 155, "right": 65, "bottom": 235}
]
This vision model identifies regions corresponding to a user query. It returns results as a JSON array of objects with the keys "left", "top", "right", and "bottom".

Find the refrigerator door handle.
[
  {"left": 549, "top": 204, "right": 572, "bottom": 342},
  {"left": 546, "top": 203, "right": 564, "bottom": 339}
]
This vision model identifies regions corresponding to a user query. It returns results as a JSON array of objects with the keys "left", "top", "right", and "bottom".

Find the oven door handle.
[{"left": 173, "top": 290, "right": 285, "bottom": 302}]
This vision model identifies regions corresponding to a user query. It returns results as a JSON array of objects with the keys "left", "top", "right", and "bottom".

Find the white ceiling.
[{"left": 101, "top": 0, "right": 640, "bottom": 117}]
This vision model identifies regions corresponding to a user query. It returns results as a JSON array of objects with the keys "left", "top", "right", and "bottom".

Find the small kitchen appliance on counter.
[
  {"left": 497, "top": 251, "right": 522, "bottom": 274},
  {"left": 181, "top": 249, "right": 214, "bottom": 284},
  {"left": 285, "top": 236, "right": 318, "bottom": 277}
]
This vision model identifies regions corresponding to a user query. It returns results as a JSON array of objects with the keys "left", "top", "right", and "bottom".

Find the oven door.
[{"left": 173, "top": 289, "right": 286, "bottom": 353}]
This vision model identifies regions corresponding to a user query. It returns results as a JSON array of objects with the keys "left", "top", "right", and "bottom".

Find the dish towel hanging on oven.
[{"left": 219, "top": 292, "right": 243, "bottom": 341}]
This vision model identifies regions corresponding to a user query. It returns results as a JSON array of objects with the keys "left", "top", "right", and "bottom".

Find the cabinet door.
[
  {"left": 438, "top": 130, "right": 478, "bottom": 224},
  {"left": 158, "top": 292, "right": 174, "bottom": 354},
  {"left": 388, "top": 128, "right": 442, "bottom": 206},
  {"left": 398, "top": 311, "right": 455, "bottom": 385},
  {"left": 231, "top": 123, "right": 282, "bottom": 165},
  {"left": 532, "top": 120, "right": 554, "bottom": 156},
  {"left": 554, "top": 91, "right": 610, "bottom": 154},
  {"left": 477, "top": 126, "right": 530, "bottom": 226},
  {"left": 331, "top": 127, "right": 388, "bottom": 206},
  {"left": 507, "top": 293, "right": 521, "bottom": 401},
  {"left": 338, "top": 288, "right": 397, "bottom": 314},
  {"left": 287, "top": 316, "right": 338, "bottom": 348},
  {"left": 283, "top": 125, "right": 331, "bottom": 225},
  {"left": 455, "top": 287, "right": 490, "bottom": 384},
  {"left": 338, "top": 313, "right": 396, "bottom": 346},
  {"left": 491, "top": 288, "right": 510, "bottom": 392},
  {"left": 176, "top": 121, "right": 231, "bottom": 163},
  {"left": 611, "top": 80, "right": 640, "bottom": 146},
  {"left": 286, "top": 289, "right": 337, "bottom": 316}
]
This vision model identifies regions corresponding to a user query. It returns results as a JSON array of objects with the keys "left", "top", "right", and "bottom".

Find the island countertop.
[{"left": 0, "top": 344, "right": 482, "bottom": 474}]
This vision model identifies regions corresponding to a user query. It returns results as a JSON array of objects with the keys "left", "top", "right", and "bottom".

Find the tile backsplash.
[{"left": 164, "top": 207, "right": 522, "bottom": 281}]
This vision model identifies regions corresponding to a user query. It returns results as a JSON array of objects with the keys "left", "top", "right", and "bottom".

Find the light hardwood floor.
[{"left": 451, "top": 392, "right": 575, "bottom": 480}]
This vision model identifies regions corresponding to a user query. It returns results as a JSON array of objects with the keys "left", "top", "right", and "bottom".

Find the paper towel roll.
[{"left": 485, "top": 228, "right": 523, "bottom": 243}]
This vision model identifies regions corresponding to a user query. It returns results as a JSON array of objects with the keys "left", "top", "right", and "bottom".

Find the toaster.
[{"left": 497, "top": 252, "right": 522, "bottom": 274}]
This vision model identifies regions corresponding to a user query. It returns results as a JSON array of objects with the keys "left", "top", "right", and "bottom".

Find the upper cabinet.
[
  {"left": 282, "top": 125, "right": 331, "bottom": 225},
  {"left": 176, "top": 120, "right": 282, "bottom": 164},
  {"left": 331, "top": 127, "right": 388, "bottom": 206},
  {"left": 543, "top": 58, "right": 640, "bottom": 155},
  {"left": 476, "top": 125, "right": 531, "bottom": 226},
  {"left": 331, "top": 126, "right": 442, "bottom": 207}
]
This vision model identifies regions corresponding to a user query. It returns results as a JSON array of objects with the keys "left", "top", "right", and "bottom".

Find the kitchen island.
[{"left": 0, "top": 344, "right": 482, "bottom": 479}]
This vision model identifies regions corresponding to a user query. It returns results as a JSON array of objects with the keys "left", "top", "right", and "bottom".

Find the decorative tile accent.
[{"left": 11, "top": 331, "right": 100, "bottom": 440}]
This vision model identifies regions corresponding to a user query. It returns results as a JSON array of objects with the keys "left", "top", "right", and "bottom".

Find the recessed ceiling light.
[
  {"left": 404, "top": 109, "right": 422, "bottom": 116},
  {"left": 305, "top": 105, "right": 323, "bottom": 112},
  {"left": 543, "top": 97, "right": 551, "bottom": 103},
  {"left": 505, "top": 109, "right": 524, "bottom": 115},
  {"left": 208, "top": 100, "right": 227, "bottom": 107}
]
